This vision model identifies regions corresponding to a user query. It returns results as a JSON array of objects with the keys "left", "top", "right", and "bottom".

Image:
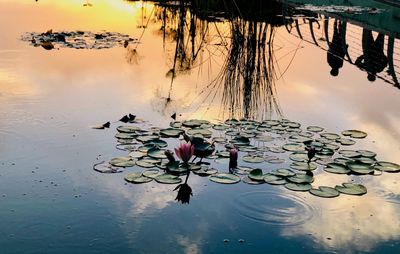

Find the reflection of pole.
[
  {"left": 309, "top": 19, "right": 319, "bottom": 46},
  {"left": 295, "top": 19, "right": 303, "bottom": 39},
  {"left": 387, "top": 36, "right": 400, "bottom": 87},
  {"left": 324, "top": 17, "right": 330, "bottom": 47},
  {"left": 341, "top": 21, "right": 352, "bottom": 63}
]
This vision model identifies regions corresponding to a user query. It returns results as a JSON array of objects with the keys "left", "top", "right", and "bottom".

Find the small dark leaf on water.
[
  {"left": 103, "top": 121, "right": 110, "bottom": 128},
  {"left": 124, "top": 40, "right": 129, "bottom": 48},
  {"left": 41, "top": 41, "right": 54, "bottom": 50},
  {"left": 120, "top": 115, "right": 130, "bottom": 123},
  {"left": 171, "top": 113, "right": 177, "bottom": 120},
  {"left": 128, "top": 114, "right": 136, "bottom": 121}
]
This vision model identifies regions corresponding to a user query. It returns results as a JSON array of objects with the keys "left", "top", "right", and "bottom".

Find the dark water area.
[{"left": 0, "top": 0, "right": 400, "bottom": 253}]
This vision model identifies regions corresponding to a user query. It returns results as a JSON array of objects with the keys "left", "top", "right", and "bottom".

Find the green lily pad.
[
  {"left": 117, "top": 125, "right": 141, "bottom": 133},
  {"left": 93, "top": 161, "right": 122, "bottom": 173},
  {"left": 336, "top": 138, "right": 356, "bottom": 146},
  {"left": 238, "top": 146, "right": 257, "bottom": 152},
  {"left": 212, "top": 137, "right": 227, "bottom": 143},
  {"left": 315, "top": 158, "right": 333, "bottom": 165},
  {"left": 129, "top": 151, "right": 146, "bottom": 158},
  {"left": 289, "top": 152, "right": 308, "bottom": 162},
  {"left": 115, "top": 132, "right": 138, "bottom": 139},
  {"left": 169, "top": 121, "right": 182, "bottom": 128},
  {"left": 375, "top": 161, "right": 400, "bottom": 173},
  {"left": 182, "top": 119, "right": 208, "bottom": 128},
  {"left": 356, "top": 150, "right": 376, "bottom": 158},
  {"left": 116, "top": 144, "right": 137, "bottom": 151},
  {"left": 136, "top": 135, "right": 159, "bottom": 143},
  {"left": 268, "top": 147, "right": 285, "bottom": 153},
  {"left": 154, "top": 174, "right": 182, "bottom": 184},
  {"left": 144, "top": 139, "right": 168, "bottom": 148},
  {"left": 231, "top": 136, "right": 251, "bottom": 146},
  {"left": 235, "top": 166, "right": 254, "bottom": 175},
  {"left": 193, "top": 167, "right": 218, "bottom": 176},
  {"left": 270, "top": 168, "right": 295, "bottom": 177},
  {"left": 324, "top": 163, "right": 350, "bottom": 174},
  {"left": 166, "top": 161, "right": 189, "bottom": 174},
  {"left": 242, "top": 176, "right": 265, "bottom": 185},
  {"left": 309, "top": 186, "right": 340, "bottom": 198},
  {"left": 255, "top": 135, "right": 274, "bottom": 142},
  {"left": 135, "top": 159, "right": 157, "bottom": 168},
  {"left": 290, "top": 162, "right": 317, "bottom": 171},
  {"left": 287, "top": 174, "right": 314, "bottom": 183},
  {"left": 283, "top": 143, "right": 305, "bottom": 152},
  {"left": 355, "top": 157, "right": 376, "bottom": 165},
  {"left": 187, "top": 128, "right": 212, "bottom": 138},
  {"left": 307, "top": 126, "right": 324, "bottom": 132},
  {"left": 147, "top": 148, "right": 167, "bottom": 159},
  {"left": 339, "top": 150, "right": 361, "bottom": 158},
  {"left": 335, "top": 183, "right": 367, "bottom": 195},
  {"left": 316, "top": 148, "right": 335, "bottom": 157},
  {"left": 209, "top": 173, "right": 241, "bottom": 184},
  {"left": 248, "top": 169, "right": 264, "bottom": 181},
  {"left": 266, "top": 158, "right": 285, "bottom": 164},
  {"left": 160, "top": 128, "right": 184, "bottom": 138},
  {"left": 324, "top": 143, "right": 340, "bottom": 151},
  {"left": 346, "top": 161, "right": 374, "bottom": 174},
  {"left": 242, "top": 156, "right": 264, "bottom": 163},
  {"left": 334, "top": 157, "right": 353, "bottom": 164},
  {"left": 263, "top": 174, "right": 287, "bottom": 185},
  {"left": 138, "top": 144, "right": 156, "bottom": 153},
  {"left": 124, "top": 173, "right": 152, "bottom": 184},
  {"left": 320, "top": 133, "right": 341, "bottom": 140},
  {"left": 342, "top": 130, "right": 367, "bottom": 139},
  {"left": 110, "top": 157, "right": 135, "bottom": 167},
  {"left": 298, "top": 131, "right": 314, "bottom": 138},
  {"left": 213, "top": 124, "right": 229, "bottom": 131},
  {"left": 285, "top": 182, "right": 312, "bottom": 191},
  {"left": 142, "top": 169, "right": 163, "bottom": 178}
]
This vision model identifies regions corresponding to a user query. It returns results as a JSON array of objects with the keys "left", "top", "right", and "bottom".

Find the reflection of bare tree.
[{"left": 216, "top": 19, "right": 281, "bottom": 119}]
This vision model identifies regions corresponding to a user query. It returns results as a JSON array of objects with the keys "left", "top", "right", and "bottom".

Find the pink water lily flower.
[
  {"left": 229, "top": 148, "right": 238, "bottom": 169},
  {"left": 175, "top": 141, "right": 194, "bottom": 163}
]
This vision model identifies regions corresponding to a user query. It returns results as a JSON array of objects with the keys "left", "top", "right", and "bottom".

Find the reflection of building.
[{"left": 281, "top": 0, "right": 400, "bottom": 87}]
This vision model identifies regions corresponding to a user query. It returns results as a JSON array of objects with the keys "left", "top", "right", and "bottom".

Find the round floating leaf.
[
  {"left": 144, "top": 139, "right": 168, "bottom": 148},
  {"left": 235, "top": 166, "right": 254, "bottom": 175},
  {"left": 307, "top": 126, "right": 324, "bottom": 132},
  {"left": 116, "top": 144, "right": 137, "bottom": 151},
  {"left": 346, "top": 161, "right": 374, "bottom": 174},
  {"left": 231, "top": 136, "right": 251, "bottom": 146},
  {"left": 283, "top": 143, "right": 305, "bottom": 152},
  {"left": 316, "top": 148, "right": 335, "bottom": 157},
  {"left": 142, "top": 169, "right": 163, "bottom": 178},
  {"left": 298, "top": 131, "right": 314, "bottom": 138},
  {"left": 355, "top": 157, "right": 376, "bottom": 165},
  {"left": 242, "top": 176, "right": 264, "bottom": 185},
  {"left": 136, "top": 135, "right": 159, "bottom": 143},
  {"left": 324, "top": 163, "right": 350, "bottom": 174},
  {"left": 238, "top": 146, "right": 257, "bottom": 152},
  {"left": 193, "top": 167, "right": 218, "bottom": 176},
  {"left": 356, "top": 150, "right": 376, "bottom": 158},
  {"left": 336, "top": 138, "right": 356, "bottom": 146},
  {"left": 212, "top": 137, "right": 227, "bottom": 143},
  {"left": 169, "top": 121, "right": 182, "bottom": 128},
  {"left": 375, "top": 161, "right": 400, "bottom": 173},
  {"left": 166, "top": 161, "right": 189, "bottom": 174},
  {"left": 213, "top": 124, "right": 229, "bottom": 131},
  {"left": 287, "top": 174, "right": 314, "bottom": 184},
  {"left": 339, "top": 150, "right": 361, "bottom": 158},
  {"left": 115, "top": 132, "right": 138, "bottom": 139},
  {"left": 248, "top": 169, "right": 264, "bottom": 181},
  {"left": 147, "top": 148, "right": 167, "bottom": 159},
  {"left": 266, "top": 158, "right": 285, "bottom": 164},
  {"left": 129, "top": 151, "right": 146, "bottom": 158},
  {"left": 262, "top": 120, "right": 280, "bottom": 126},
  {"left": 270, "top": 168, "right": 295, "bottom": 177},
  {"left": 342, "top": 130, "right": 367, "bottom": 139},
  {"left": 290, "top": 162, "right": 317, "bottom": 171},
  {"left": 255, "top": 135, "right": 274, "bottom": 142},
  {"left": 289, "top": 152, "right": 308, "bottom": 162},
  {"left": 335, "top": 183, "right": 367, "bottom": 195},
  {"left": 110, "top": 157, "right": 135, "bottom": 167},
  {"left": 138, "top": 144, "right": 156, "bottom": 153},
  {"left": 117, "top": 125, "right": 141, "bottom": 133},
  {"left": 154, "top": 174, "right": 182, "bottom": 184},
  {"left": 242, "top": 156, "right": 264, "bottom": 163},
  {"left": 334, "top": 157, "right": 353, "bottom": 164},
  {"left": 124, "top": 173, "right": 152, "bottom": 184},
  {"left": 135, "top": 160, "right": 157, "bottom": 168},
  {"left": 182, "top": 119, "right": 208, "bottom": 128},
  {"left": 209, "top": 173, "right": 241, "bottom": 184},
  {"left": 263, "top": 174, "right": 287, "bottom": 185},
  {"left": 268, "top": 147, "right": 285, "bottom": 153},
  {"left": 315, "top": 158, "right": 333, "bottom": 166},
  {"left": 93, "top": 161, "right": 122, "bottom": 173},
  {"left": 160, "top": 128, "right": 184, "bottom": 138},
  {"left": 285, "top": 182, "right": 312, "bottom": 191},
  {"left": 320, "top": 133, "right": 341, "bottom": 140},
  {"left": 187, "top": 128, "right": 212, "bottom": 138},
  {"left": 309, "top": 186, "right": 340, "bottom": 198}
]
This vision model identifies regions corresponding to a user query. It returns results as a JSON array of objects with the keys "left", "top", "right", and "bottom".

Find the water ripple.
[{"left": 232, "top": 190, "right": 315, "bottom": 226}]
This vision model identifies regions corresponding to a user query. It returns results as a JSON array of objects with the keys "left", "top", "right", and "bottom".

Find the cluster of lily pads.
[
  {"left": 295, "top": 4, "right": 383, "bottom": 14},
  {"left": 93, "top": 118, "right": 400, "bottom": 198},
  {"left": 21, "top": 30, "right": 136, "bottom": 50}
]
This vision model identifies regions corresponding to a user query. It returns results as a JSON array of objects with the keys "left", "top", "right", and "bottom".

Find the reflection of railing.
[{"left": 281, "top": 1, "right": 400, "bottom": 87}]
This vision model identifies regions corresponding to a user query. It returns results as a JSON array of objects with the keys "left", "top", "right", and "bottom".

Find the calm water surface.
[{"left": 0, "top": 0, "right": 400, "bottom": 253}]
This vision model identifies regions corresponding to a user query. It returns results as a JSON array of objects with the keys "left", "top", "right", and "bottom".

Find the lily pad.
[
  {"left": 110, "top": 157, "right": 135, "bottom": 167},
  {"left": 248, "top": 169, "right": 264, "bottom": 181},
  {"left": 336, "top": 138, "right": 356, "bottom": 146},
  {"left": 117, "top": 125, "right": 141, "bottom": 133},
  {"left": 285, "top": 182, "right": 312, "bottom": 191},
  {"left": 242, "top": 176, "right": 265, "bottom": 185},
  {"left": 136, "top": 135, "right": 159, "bottom": 143},
  {"left": 270, "top": 168, "right": 295, "bottom": 177},
  {"left": 182, "top": 119, "right": 208, "bottom": 128},
  {"left": 166, "top": 161, "right": 189, "bottom": 174},
  {"left": 283, "top": 143, "right": 305, "bottom": 152},
  {"left": 342, "top": 130, "right": 367, "bottom": 139},
  {"left": 263, "top": 174, "right": 287, "bottom": 185},
  {"left": 209, "top": 173, "right": 241, "bottom": 184},
  {"left": 320, "top": 133, "right": 341, "bottom": 140},
  {"left": 324, "top": 163, "right": 350, "bottom": 174},
  {"left": 129, "top": 151, "right": 146, "bottom": 158},
  {"left": 309, "top": 186, "right": 340, "bottom": 198},
  {"left": 187, "top": 128, "right": 212, "bottom": 138},
  {"left": 290, "top": 162, "right": 317, "bottom": 171},
  {"left": 142, "top": 169, "right": 163, "bottom": 178},
  {"left": 154, "top": 174, "right": 182, "bottom": 184},
  {"left": 93, "top": 161, "right": 122, "bottom": 173},
  {"left": 235, "top": 166, "right": 254, "bottom": 175},
  {"left": 289, "top": 152, "right": 308, "bottom": 162},
  {"left": 147, "top": 148, "right": 167, "bottom": 159},
  {"left": 307, "top": 126, "right": 324, "bottom": 132},
  {"left": 335, "top": 183, "right": 367, "bottom": 195},
  {"left": 266, "top": 158, "right": 285, "bottom": 164},
  {"left": 339, "top": 150, "right": 361, "bottom": 158},
  {"left": 144, "top": 139, "right": 168, "bottom": 148},
  {"left": 268, "top": 147, "right": 285, "bottom": 153},
  {"left": 193, "top": 167, "right": 218, "bottom": 176},
  {"left": 242, "top": 156, "right": 264, "bottom": 163},
  {"left": 356, "top": 150, "right": 376, "bottom": 158},
  {"left": 346, "top": 161, "right": 374, "bottom": 174},
  {"left": 115, "top": 132, "right": 138, "bottom": 139},
  {"left": 375, "top": 161, "right": 400, "bottom": 173},
  {"left": 135, "top": 159, "right": 157, "bottom": 168},
  {"left": 287, "top": 174, "right": 314, "bottom": 183},
  {"left": 160, "top": 128, "right": 184, "bottom": 138},
  {"left": 124, "top": 173, "right": 152, "bottom": 184}
]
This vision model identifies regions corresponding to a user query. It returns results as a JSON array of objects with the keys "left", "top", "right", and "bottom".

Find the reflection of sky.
[{"left": 1, "top": 1, "right": 400, "bottom": 253}]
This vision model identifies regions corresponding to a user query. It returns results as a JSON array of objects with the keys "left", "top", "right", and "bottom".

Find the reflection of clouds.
[
  {"left": 282, "top": 173, "right": 400, "bottom": 253},
  {"left": 176, "top": 235, "right": 201, "bottom": 254}
]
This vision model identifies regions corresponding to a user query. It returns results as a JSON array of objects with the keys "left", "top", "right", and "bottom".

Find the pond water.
[{"left": 1, "top": 0, "right": 400, "bottom": 253}]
